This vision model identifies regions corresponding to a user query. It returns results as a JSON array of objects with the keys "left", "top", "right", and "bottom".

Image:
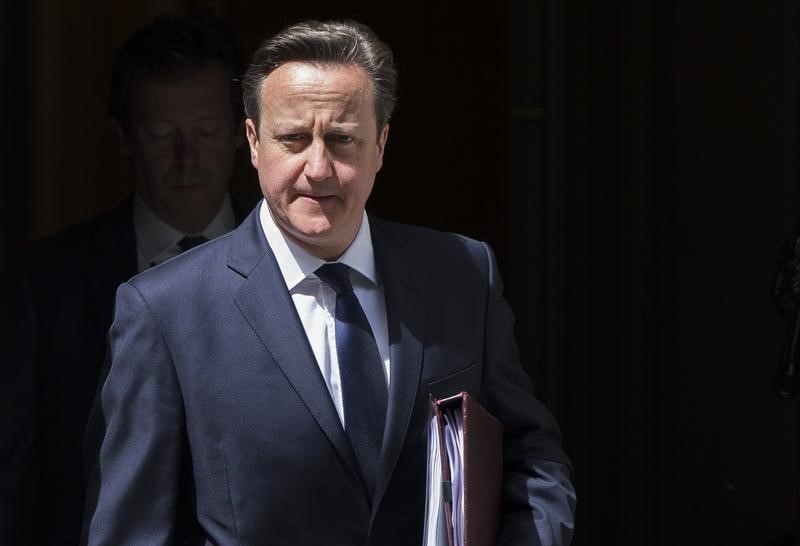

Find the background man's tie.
[
  {"left": 148, "top": 235, "right": 210, "bottom": 268},
  {"left": 177, "top": 235, "right": 209, "bottom": 252},
  {"left": 315, "top": 263, "right": 388, "bottom": 500}
]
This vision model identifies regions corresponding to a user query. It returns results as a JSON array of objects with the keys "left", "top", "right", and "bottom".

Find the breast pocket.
[{"left": 428, "top": 362, "right": 481, "bottom": 400}]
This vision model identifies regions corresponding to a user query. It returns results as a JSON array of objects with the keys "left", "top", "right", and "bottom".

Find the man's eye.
[
  {"left": 197, "top": 120, "right": 222, "bottom": 137},
  {"left": 145, "top": 123, "right": 175, "bottom": 140},
  {"left": 279, "top": 134, "right": 307, "bottom": 143},
  {"left": 327, "top": 134, "right": 354, "bottom": 145}
]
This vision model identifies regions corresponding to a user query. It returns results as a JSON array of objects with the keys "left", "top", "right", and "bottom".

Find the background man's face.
[
  {"left": 246, "top": 62, "right": 388, "bottom": 261},
  {"left": 118, "top": 62, "right": 240, "bottom": 233}
]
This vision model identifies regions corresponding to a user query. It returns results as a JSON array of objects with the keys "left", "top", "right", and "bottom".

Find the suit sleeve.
[
  {"left": 81, "top": 281, "right": 184, "bottom": 546},
  {"left": 478, "top": 242, "right": 577, "bottom": 546}
]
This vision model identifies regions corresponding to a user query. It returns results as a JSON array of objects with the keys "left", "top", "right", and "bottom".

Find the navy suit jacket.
[{"left": 82, "top": 206, "right": 574, "bottom": 545}]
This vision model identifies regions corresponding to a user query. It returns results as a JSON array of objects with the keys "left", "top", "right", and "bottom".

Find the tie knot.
[
  {"left": 178, "top": 235, "right": 209, "bottom": 252},
  {"left": 315, "top": 263, "right": 353, "bottom": 294}
]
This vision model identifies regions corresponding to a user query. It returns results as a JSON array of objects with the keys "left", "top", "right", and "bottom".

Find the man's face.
[
  {"left": 117, "top": 62, "right": 241, "bottom": 233},
  {"left": 245, "top": 62, "right": 388, "bottom": 260}
]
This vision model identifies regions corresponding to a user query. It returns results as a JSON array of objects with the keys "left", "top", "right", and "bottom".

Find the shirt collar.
[
  {"left": 134, "top": 192, "right": 236, "bottom": 266},
  {"left": 258, "top": 199, "right": 378, "bottom": 291}
]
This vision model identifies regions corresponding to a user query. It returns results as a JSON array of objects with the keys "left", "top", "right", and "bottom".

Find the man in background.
[{"left": 0, "top": 12, "right": 246, "bottom": 544}]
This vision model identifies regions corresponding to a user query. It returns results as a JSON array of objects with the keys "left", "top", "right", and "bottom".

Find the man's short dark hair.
[
  {"left": 242, "top": 20, "right": 397, "bottom": 134},
  {"left": 108, "top": 12, "right": 244, "bottom": 126}
]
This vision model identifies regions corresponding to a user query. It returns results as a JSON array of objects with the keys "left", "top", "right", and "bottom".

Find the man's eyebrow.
[
  {"left": 269, "top": 116, "right": 311, "bottom": 129},
  {"left": 326, "top": 121, "right": 360, "bottom": 131},
  {"left": 269, "top": 120, "right": 362, "bottom": 134}
]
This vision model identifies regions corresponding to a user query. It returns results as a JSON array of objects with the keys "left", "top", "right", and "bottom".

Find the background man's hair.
[
  {"left": 242, "top": 19, "right": 397, "bottom": 134},
  {"left": 108, "top": 11, "right": 244, "bottom": 126}
]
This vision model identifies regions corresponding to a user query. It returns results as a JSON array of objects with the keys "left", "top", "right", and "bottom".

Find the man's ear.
[
  {"left": 376, "top": 124, "right": 389, "bottom": 172},
  {"left": 245, "top": 118, "right": 260, "bottom": 168},
  {"left": 111, "top": 118, "right": 131, "bottom": 158}
]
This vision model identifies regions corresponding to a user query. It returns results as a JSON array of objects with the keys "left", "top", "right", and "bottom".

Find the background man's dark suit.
[
  {"left": 0, "top": 197, "right": 247, "bottom": 544},
  {"left": 0, "top": 200, "right": 136, "bottom": 543},
  {"left": 82, "top": 206, "right": 574, "bottom": 545}
]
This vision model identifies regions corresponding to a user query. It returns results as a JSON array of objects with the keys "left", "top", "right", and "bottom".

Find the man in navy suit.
[
  {"left": 0, "top": 13, "right": 246, "bottom": 545},
  {"left": 82, "top": 19, "right": 576, "bottom": 545}
]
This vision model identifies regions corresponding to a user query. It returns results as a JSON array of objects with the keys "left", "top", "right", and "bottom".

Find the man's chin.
[
  {"left": 290, "top": 225, "right": 335, "bottom": 245},
  {"left": 165, "top": 184, "right": 226, "bottom": 206},
  {"left": 281, "top": 222, "right": 356, "bottom": 260},
  {"left": 170, "top": 182, "right": 208, "bottom": 192}
]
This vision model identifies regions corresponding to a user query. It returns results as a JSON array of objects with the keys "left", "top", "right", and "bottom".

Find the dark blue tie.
[{"left": 315, "top": 263, "right": 387, "bottom": 500}]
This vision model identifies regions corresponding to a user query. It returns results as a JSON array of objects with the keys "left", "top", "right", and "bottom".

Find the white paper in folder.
[{"left": 423, "top": 406, "right": 465, "bottom": 546}]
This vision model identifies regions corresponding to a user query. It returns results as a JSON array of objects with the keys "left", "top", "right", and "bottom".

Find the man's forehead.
[
  {"left": 258, "top": 62, "right": 375, "bottom": 125},
  {"left": 261, "top": 62, "right": 372, "bottom": 100},
  {"left": 263, "top": 105, "right": 368, "bottom": 136},
  {"left": 128, "top": 63, "right": 233, "bottom": 115}
]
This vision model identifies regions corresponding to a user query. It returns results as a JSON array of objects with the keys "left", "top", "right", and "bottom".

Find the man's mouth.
[
  {"left": 169, "top": 170, "right": 208, "bottom": 188},
  {"left": 297, "top": 193, "right": 336, "bottom": 203}
]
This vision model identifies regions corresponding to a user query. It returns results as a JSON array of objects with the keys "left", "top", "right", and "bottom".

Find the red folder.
[{"left": 424, "top": 392, "right": 503, "bottom": 546}]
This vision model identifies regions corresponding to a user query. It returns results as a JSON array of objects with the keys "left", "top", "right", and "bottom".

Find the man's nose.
[
  {"left": 303, "top": 139, "right": 333, "bottom": 181},
  {"left": 173, "top": 132, "right": 198, "bottom": 165}
]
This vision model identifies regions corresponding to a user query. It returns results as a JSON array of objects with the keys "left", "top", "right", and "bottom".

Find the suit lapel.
[
  {"left": 228, "top": 208, "right": 361, "bottom": 481},
  {"left": 369, "top": 218, "right": 427, "bottom": 511}
]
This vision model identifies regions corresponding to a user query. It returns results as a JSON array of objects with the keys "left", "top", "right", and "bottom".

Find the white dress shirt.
[
  {"left": 258, "top": 199, "right": 390, "bottom": 427},
  {"left": 133, "top": 192, "right": 236, "bottom": 272}
]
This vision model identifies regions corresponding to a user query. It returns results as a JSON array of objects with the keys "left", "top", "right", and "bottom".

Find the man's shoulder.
[
  {"left": 369, "top": 215, "right": 489, "bottom": 265},
  {"left": 369, "top": 215, "right": 484, "bottom": 251},
  {"left": 369, "top": 215, "right": 494, "bottom": 285},
  {"left": 124, "top": 205, "right": 263, "bottom": 308},
  {"left": 127, "top": 228, "right": 236, "bottom": 290}
]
